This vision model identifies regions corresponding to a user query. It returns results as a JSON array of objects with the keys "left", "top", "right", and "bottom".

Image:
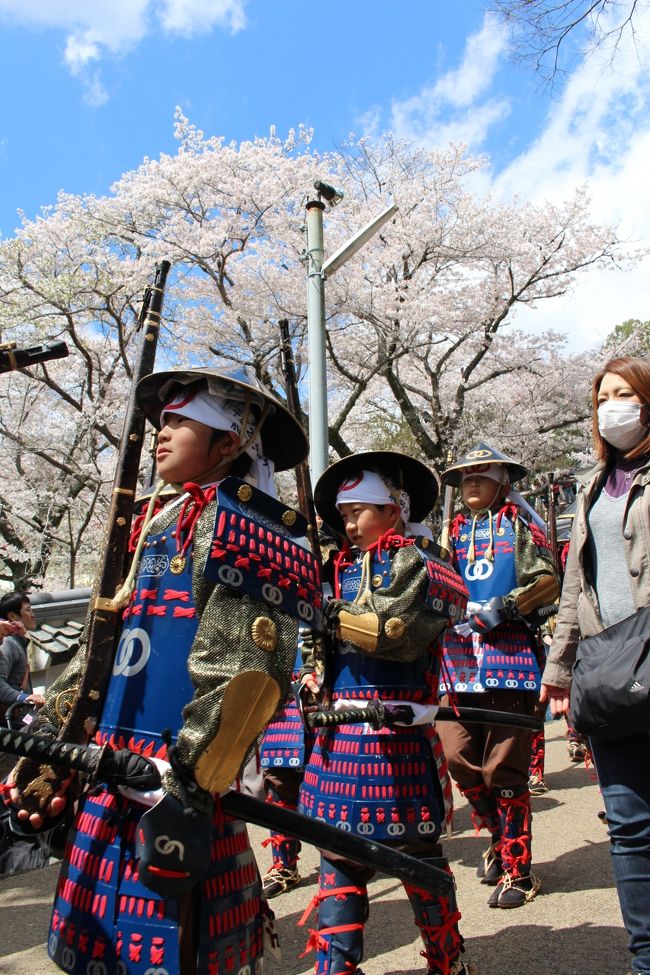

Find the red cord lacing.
[{"left": 175, "top": 482, "right": 217, "bottom": 556}]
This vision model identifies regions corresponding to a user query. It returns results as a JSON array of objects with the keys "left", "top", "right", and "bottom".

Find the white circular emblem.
[
  {"left": 505, "top": 679, "right": 519, "bottom": 688},
  {"left": 418, "top": 821, "right": 436, "bottom": 835},
  {"left": 336, "top": 820, "right": 352, "bottom": 831},
  {"left": 154, "top": 835, "right": 185, "bottom": 860},
  {"left": 485, "top": 678, "right": 499, "bottom": 687},
  {"left": 297, "top": 600, "right": 314, "bottom": 621},
  {"left": 357, "top": 822, "right": 375, "bottom": 835},
  {"left": 500, "top": 789, "right": 514, "bottom": 799},
  {"left": 61, "top": 947, "right": 76, "bottom": 972},
  {"left": 288, "top": 757, "right": 301, "bottom": 767},
  {"left": 455, "top": 682, "right": 467, "bottom": 692},
  {"left": 87, "top": 963, "right": 107, "bottom": 975},
  {"left": 113, "top": 627, "right": 151, "bottom": 677},
  {"left": 273, "top": 757, "right": 283, "bottom": 766},
  {"left": 387, "top": 822, "right": 406, "bottom": 836},
  {"left": 48, "top": 934, "right": 58, "bottom": 956},
  {"left": 431, "top": 597, "right": 444, "bottom": 612},
  {"left": 524, "top": 680, "right": 537, "bottom": 689},
  {"left": 465, "top": 559, "right": 493, "bottom": 582},
  {"left": 144, "top": 969, "right": 169, "bottom": 975},
  {"left": 218, "top": 565, "right": 244, "bottom": 587},
  {"left": 261, "top": 583, "right": 283, "bottom": 606}
]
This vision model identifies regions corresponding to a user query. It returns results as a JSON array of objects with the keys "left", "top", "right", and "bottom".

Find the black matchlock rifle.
[
  {"left": 12, "top": 260, "right": 172, "bottom": 814},
  {"left": 278, "top": 318, "right": 320, "bottom": 555}
]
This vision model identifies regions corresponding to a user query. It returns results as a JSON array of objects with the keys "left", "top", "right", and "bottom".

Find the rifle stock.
[
  {"left": 59, "top": 261, "right": 171, "bottom": 744},
  {"left": 547, "top": 471, "right": 560, "bottom": 574},
  {"left": 439, "top": 450, "right": 455, "bottom": 558},
  {"left": 278, "top": 319, "right": 320, "bottom": 554}
]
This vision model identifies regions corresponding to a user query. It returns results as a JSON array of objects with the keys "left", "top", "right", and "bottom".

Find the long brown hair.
[{"left": 592, "top": 356, "right": 650, "bottom": 463}]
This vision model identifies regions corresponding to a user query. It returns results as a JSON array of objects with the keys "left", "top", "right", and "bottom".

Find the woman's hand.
[{"left": 540, "top": 682, "right": 571, "bottom": 717}]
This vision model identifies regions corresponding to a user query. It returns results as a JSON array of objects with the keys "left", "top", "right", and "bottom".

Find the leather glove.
[
  {"left": 467, "top": 597, "right": 511, "bottom": 634},
  {"left": 136, "top": 792, "right": 213, "bottom": 896},
  {"left": 322, "top": 598, "right": 343, "bottom": 637}
]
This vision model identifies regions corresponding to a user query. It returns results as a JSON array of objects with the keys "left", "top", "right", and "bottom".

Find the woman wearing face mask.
[{"left": 541, "top": 355, "right": 650, "bottom": 975}]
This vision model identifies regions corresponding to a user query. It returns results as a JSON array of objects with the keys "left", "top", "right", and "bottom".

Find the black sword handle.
[
  {"left": 307, "top": 703, "right": 542, "bottom": 732},
  {"left": 0, "top": 727, "right": 162, "bottom": 790}
]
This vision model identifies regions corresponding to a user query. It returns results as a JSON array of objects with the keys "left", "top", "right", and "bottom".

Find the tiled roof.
[{"left": 28, "top": 588, "right": 90, "bottom": 669}]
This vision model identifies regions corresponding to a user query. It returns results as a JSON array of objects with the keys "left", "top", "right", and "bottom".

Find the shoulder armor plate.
[
  {"left": 414, "top": 536, "right": 468, "bottom": 624},
  {"left": 204, "top": 477, "right": 322, "bottom": 628}
]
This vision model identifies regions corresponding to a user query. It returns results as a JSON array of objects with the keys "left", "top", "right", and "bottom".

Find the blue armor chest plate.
[
  {"left": 455, "top": 513, "right": 518, "bottom": 602},
  {"left": 441, "top": 515, "right": 541, "bottom": 694},
  {"left": 99, "top": 526, "right": 198, "bottom": 753},
  {"left": 332, "top": 551, "right": 429, "bottom": 699}
]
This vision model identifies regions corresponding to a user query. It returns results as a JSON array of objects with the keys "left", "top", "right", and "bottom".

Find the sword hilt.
[
  {"left": 307, "top": 699, "right": 387, "bottom": 730},
  {"left": 1, "top": 726, "right": 162, "bottom": 812}
]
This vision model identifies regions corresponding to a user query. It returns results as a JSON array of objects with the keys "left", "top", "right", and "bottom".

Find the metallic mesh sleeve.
[
  {"left": 168, "top": 500, "right": 300, "bottom": 781},
  {"left": 505, "top": 518, "right": 560, "bottom": 616}
]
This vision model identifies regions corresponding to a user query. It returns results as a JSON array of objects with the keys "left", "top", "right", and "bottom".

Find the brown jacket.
[{"left": 543, "top": 455, "right": 650, "bottom": 689}]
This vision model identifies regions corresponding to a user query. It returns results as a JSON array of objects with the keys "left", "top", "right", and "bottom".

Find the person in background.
[
  {"left": 541, "top": 355, "right": 650, "bottom": 975},
  {"left": 0, "top": 591, "right": 44, "bottom": 723},
  {"left": 437, "top": 444, "right": 559, "bottom": 909}
]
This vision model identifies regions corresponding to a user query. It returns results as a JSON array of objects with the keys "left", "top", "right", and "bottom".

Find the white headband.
[
  {"left": 334, "top": 470, "right": 433, "bottom": 541},
  {"left": 162, "top": 387, "right": 276, "bottom": 496},
  {"left": 461, "top": 463, "right": 508, "bottom": 485}
]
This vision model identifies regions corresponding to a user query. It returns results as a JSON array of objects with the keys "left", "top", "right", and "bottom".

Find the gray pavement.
[{"left": 0, "top": 720, "right": 628, "bottom": 975}]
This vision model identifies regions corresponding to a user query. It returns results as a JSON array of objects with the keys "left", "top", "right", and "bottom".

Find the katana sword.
[
  {"left": 0, "top": 726, "right": 453, "bottom": 895},
  {"left": 306, "top": 698, "right": 543, "bottom": 732},
  {"left": 0, "top": 726, "right": 161, "bottom": 791}
]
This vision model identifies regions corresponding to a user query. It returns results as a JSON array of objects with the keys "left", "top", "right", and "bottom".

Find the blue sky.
[{"left": 0, "top": 0, "right": 648, "bottom": 350}]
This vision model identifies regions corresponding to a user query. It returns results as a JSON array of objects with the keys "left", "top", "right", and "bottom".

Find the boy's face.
[
  {"left": 338, "top": 502, "right": 399, "bottom": 551},
  {"left": 157, "top": 414, "right": 237, "bottom": 484},
  {"left": 461, "top": 473, "right": 503, "bottom": 512}
]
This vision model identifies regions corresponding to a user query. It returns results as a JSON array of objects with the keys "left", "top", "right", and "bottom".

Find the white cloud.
[
  {"left": 160, "top": 0, "right": 246, "bottom": 36},
  {"left": 383, "top": 7, "right": 650, "bottom": 352},
  {"left": 492, "top": 9, "right": 650, "bottom": 350},
  {"left": 64, "top": 31, "right": 102, "bottom": 72},
  {"left": 389, "top": 13, "right": 511, "bottom": 147},
  {"left": 0, "top": 0, "right": 246, "bottom": 103}
]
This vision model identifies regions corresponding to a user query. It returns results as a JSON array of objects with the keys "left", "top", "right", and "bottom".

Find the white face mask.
[{"left": 597, "top": 400, "right": 647, "bottom": 450}]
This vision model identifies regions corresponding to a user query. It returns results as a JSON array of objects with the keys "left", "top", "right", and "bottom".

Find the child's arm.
[
  {"left": 162, "top": 504, "right": 301, "bottom": 806},
  {"left": 468, "top": 515, "right": 559, "bottom": 634},
  {"left": 507, "top": 516, "right": 560, "bottom": 617},
  {"left": 325, "top": 545, "right": 448, "bottom": 662}
]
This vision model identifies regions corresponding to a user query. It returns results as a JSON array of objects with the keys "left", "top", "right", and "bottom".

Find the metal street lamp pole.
[
  {"left": 305, "top": 180, "right": 398, "bottom": 483},
  {"left": 305, "top": 196, "right": 328, "bottom": 482}
]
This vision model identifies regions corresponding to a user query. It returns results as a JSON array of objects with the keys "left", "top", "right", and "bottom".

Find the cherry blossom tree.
[{"left": 0, "top": 112, "right": 633, "bottom": 587}]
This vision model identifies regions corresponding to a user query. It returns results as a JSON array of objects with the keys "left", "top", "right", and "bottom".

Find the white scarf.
[
  {"left": 162, "top": 387, "right": 276, "bottom": 497},
  {"left": 335, "top": 470, "right": 432, "bottom": 540}
]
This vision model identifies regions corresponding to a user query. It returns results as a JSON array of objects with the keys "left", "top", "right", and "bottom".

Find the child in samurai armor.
[
  {"left": 8, "top": 366, "right": 318, "bottom": 975},
  {"left": 297, "top": 451, "right": 475, "bottom": 975},
  {"left": 259, "top": 521, "right": 339, "bottom": 899},
  {"left": 436, "top": 443, "right": 559, "bottom": 910},
  {"left": 258, "top": 628, "right": 311, "bottom": 898}
]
